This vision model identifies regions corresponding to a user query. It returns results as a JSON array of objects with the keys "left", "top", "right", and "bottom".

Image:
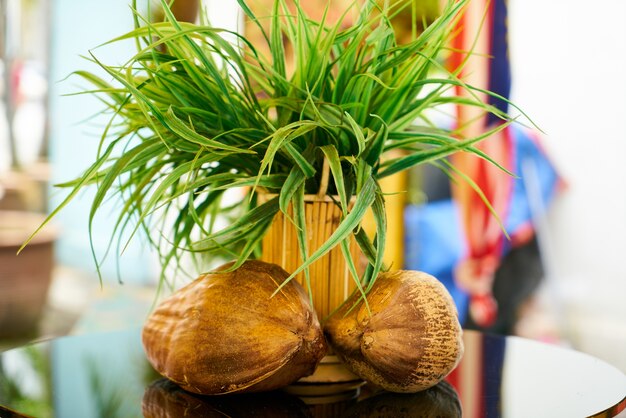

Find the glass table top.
[{"left": 0, "top": 327, "right": 624, "bottom": 418}]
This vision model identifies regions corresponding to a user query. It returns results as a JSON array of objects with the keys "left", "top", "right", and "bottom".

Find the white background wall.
[{"left": 509, "top": 0, "right": 626, "bottom": 369}]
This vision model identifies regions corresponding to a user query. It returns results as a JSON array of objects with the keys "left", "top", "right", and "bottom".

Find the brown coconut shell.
[
  {"left": 324, "top": 270, "right": 463, "bottom": 393},
  {"left": 142, "top": 260, "right": 327, "bottom": 395}
]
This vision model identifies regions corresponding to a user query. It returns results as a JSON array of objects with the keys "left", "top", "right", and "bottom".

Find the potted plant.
[{"left": 24, "top": 0, "right": 519, "bottom": 395}]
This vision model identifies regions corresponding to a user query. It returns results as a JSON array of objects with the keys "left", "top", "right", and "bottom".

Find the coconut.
[
  {"left": 324, "top": 270, "right": 463, "bottom": 393},
  {"left": 142, "top": 260, "right": 326, "bottom": 395}
]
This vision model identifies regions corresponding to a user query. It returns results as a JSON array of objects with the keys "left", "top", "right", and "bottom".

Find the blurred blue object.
[
  {"left": 404, "top": 124, "right": 561, "bottom": 326},
  {"left": 505, "top": 125, "right": 562, "bottom": 243},
  {"left": 404, "top": 200, "right": 469, "bottom": 324}
]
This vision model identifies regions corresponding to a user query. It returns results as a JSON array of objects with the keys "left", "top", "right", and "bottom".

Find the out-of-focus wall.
[
  {"left": 48, "top": 0, "right": 157, "bottom": 284},
  {"left": 509, "top": 0, "right": 626, "bottom": 370},
  {"left": 47, "top": 0, "right": 241, "bottom": 285}
]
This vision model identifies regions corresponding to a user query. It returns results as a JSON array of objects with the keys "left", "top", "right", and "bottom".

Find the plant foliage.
[{"left": 25, "top": 0, "right": 517, "bottom": 300}]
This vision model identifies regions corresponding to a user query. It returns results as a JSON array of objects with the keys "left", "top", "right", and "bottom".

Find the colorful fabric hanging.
[
  {"left": 403, "top": 123, "right": 562, "bottom": 327},
  {"left": 448, "top": 0, "right": 514, "bottom": 326},
  {"left": 410, "top": 0, "right": 564, "bottom": 327}
]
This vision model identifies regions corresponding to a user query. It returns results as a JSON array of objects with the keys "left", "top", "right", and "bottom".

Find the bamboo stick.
[
  {"left": 289, "top": 203, "right": 300, "bottom": 287},
  {"left": 260, "top": 195, "right": 363, "bottom": 323},
  {"left": 327, "top": 202, "right": 342, "bottom": 318},
  {"left": 319, "top": 200, "right": 329, "bottom": 319}
]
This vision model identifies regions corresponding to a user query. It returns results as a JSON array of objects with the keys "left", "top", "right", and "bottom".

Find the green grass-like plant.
[{"left": 26, "top": 0, "right": 519, "bottom": 302}]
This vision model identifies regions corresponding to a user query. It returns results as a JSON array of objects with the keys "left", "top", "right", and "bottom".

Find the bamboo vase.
[{"left": 260, "top": 194, "right": 365, "bottom": 397}]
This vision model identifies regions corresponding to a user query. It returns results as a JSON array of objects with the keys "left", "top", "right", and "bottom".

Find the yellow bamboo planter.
[
  {"left": 260, "top": 194, "right": 365, "bottom": 397},
  {"left": 260, "top": 194, "right": 364, "bottom": 321}
]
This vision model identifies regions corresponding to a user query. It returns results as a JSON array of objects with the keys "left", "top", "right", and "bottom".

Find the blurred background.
[{"left": 1, "top": 0, "right": 625, "bottom": 378}]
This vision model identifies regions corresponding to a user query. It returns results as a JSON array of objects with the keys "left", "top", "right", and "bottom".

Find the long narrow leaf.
[
  {"left": 319, "top": 145, "right": 348, "bottom": 215},
  {"left": 273, "top": 176, "right": 377, "bottom": 295}
]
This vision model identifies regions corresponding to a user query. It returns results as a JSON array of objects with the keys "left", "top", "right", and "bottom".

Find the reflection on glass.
[
  {"left": 446, "top": 331, "right": 506, "bottom": 418},
  {"left": 142, "top": 378, "right": 311, "bottom": 418},
  {"left": 50, "top": 329, "right": 150, "bottom": 418},
  {"left": 141, "top": 378, "right": 461, "bottom": 418},
  {"left": 84, "top": 355, "right": 137, "bottom": 418},
  {"left": 1, "top": 329, "right": 625, "bottom": 417},
  {"left": 344, "top": 381, "right": 461, "bottom": 417},
  {"left": 0, "top": 345, "right": 52, "bottom": 418}
]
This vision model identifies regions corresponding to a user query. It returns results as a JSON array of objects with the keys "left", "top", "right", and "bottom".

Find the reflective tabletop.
[{"left": 0, "top": 328, "right": 624, "bottom": 417}]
